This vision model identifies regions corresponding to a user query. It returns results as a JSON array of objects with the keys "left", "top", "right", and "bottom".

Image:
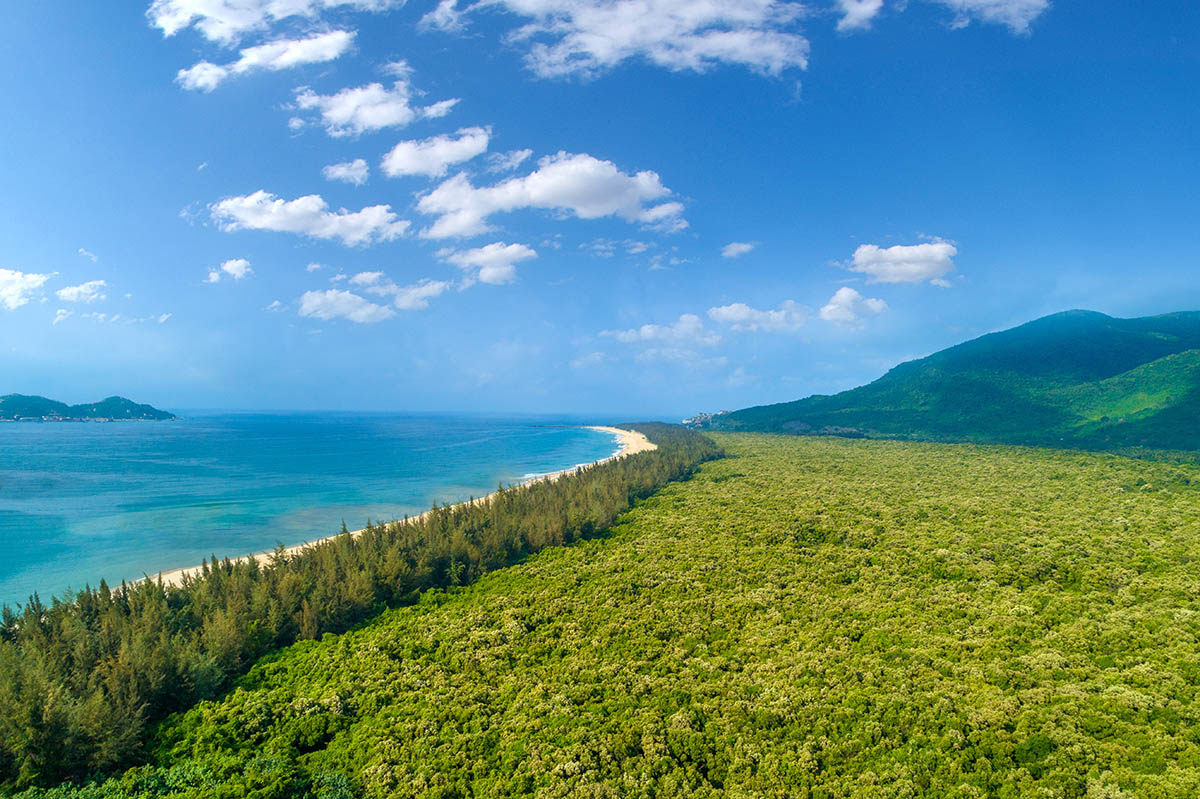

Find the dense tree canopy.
[
  {"left": 11, "top": 433, "right": 1200, "bottom": 797},
  {"left": 0, "top": 424, "right": 720, "bottom": 792}
]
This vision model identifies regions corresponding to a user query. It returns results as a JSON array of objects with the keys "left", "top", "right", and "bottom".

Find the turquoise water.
[{"left": 0, "top": 413, "right": 621, "bottom": 606}]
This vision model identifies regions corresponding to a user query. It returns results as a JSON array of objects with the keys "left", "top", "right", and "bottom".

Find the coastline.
[{"left": 147, "top": 425, "right": 655, "bottom": 589}]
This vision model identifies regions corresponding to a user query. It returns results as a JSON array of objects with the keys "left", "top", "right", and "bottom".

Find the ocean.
[{"left": 0, "top": 412, "right": 623, "bottom": 607}]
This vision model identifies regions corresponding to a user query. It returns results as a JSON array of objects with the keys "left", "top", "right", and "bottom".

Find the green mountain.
[
  {"left": 705, "top": 310, "right": 1200, "bottom": 450},
  {"left": 0, "top": 394, "right": 175, "bottom": 421}
]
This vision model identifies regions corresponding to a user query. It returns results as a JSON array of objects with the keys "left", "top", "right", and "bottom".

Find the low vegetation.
[
  {"left": 0, "top": 424, "right": 720, "bottom": 792},
  {"left": 15, "top": 433, "right": 1200, "bottom": 797}
]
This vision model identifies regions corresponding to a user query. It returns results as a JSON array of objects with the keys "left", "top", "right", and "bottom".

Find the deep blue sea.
[{"left": 0, "top": 413, "right": 621, "bottom": 607}]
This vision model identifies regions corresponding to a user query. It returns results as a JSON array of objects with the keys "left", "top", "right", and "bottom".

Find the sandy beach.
[{"left": 148, "top": 425, "right": 655, "bottom": 589}]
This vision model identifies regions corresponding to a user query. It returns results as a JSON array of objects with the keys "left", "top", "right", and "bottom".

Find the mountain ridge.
[
  {"left": 0, "top": 394, "right": 175, "bottom": 421},
  {"left": 702, "top": 310, "right": 1200, "bottom": 451}
]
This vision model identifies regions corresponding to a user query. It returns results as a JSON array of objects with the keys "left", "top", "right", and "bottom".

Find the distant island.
[
  {"left": 0, "top": 394, "right": 175, "bottom": 422},
  {"left": 697, "top": 309, "right": 1200, "bottom": 451}
]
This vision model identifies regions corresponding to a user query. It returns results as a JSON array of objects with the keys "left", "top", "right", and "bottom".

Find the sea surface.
[{"left": 0, "top": 412, "right": 622, "bottom": 606}]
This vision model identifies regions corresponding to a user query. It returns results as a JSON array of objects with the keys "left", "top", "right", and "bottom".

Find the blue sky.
[{"left": 1, "top": 1, "right": 1197, "bottom": 418}]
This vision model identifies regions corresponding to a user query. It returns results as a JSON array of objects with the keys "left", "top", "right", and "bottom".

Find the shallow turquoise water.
[{"left": 0, "top": 413, "right": 621, "bottom": 606}]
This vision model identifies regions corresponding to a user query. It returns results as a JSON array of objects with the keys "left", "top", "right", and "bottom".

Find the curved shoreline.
[{"left": 146, "top": 425, "right": 655, "bottom": 589}]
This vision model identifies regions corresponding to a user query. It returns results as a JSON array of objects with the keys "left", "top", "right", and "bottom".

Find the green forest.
[
  {"left": 0, "top": 424, "right": 720, "bottom": 793},
  {"left": 12, "top": 433, "right": 1200, "bottom": 797}
]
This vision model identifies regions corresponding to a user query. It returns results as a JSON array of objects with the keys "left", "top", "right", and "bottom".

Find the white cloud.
[
  {"left": 148, "top": 0, "right": 401, "bottom": 44},
  {"left": 721, "top": 241, "right": 755, "bottom": 258},
  {"left": 266, "top": 299, "right": 285, "bottom": 312},
  {"left": 583, "top": 238, "right": 652, "bottom": 257},
  {"left": 222, "top": 258, "right": 253, "bottom": 279},
  {"left": 78, "top": 311, "right": 172, "bottom": 325},
  {"left": 77, "top": 248, "right": 98, "bottom": 262},
  {"left": 487, "top": 149, "right": 533, "bottom": 173},
  {"left": 53, "top": 309, "right": 73, "bottom": 325},
  {"left": 56, "top": 280, "right": 108, "bottom": 304},
  {"left": 932, "top": 0, "right": 1049, "bottom": 33},
  {"left": 306, "top": 262, "right": 323, "bottom": 272},
  {"left": 602, "top": 313, "right": 721, "bottom": 347},
  {"left": 298, "top": 289, "right": 395, "bottom": 323},
  {"left": 847, "top": 239, "right": 957, "bottom": 284},
  {"left": 345, "top": 272, "right": 452, "bottom": 309},
  {"left": 294, "top": 76, "right": 459, "bottom": 138},
  {"left": 570, "top": 351, "right": 610, "bottom": 369},
  {"left": 323, "top": 158, "right": 369, "bottom": 185},
  {"left": 836, "top": 0, "right": 884, "bottom": 31},
  {"left": 0, "top": 269, "right": 52, "bottom": 310},
  {"left": 439, "top": 241, "right": 537, "bottom": 285},
  {"left": 381, "top": 127, "right": 490, "bottom": 179},
  {"left": 417, "top": 152, "right": 686, "bottom": 238},
  {"left": 349, "top": 270, "right": 385, "bottom": 287},
  {"left": 708, "top": 299, "right": 805, "bottom": 331},
  {"left": 393, "top": 279, "right": 452, "bottom": 310},
  {"left": 211, "top": 190, "right": 410, "bottom": 246},
  {"left": 176, "top": 30, "right": 355, "bottom": 92},
  {"left": 424, "top": 0, "right": 809, "bottom": 78},
  {"left": 819, "top": 286, "right": 887, "bottom": 327},
  {"left": 205, "top": 258, "right": 253, "bottom": 283}
]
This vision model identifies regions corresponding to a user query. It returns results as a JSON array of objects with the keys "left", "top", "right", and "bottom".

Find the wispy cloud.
[
  {"left": 0, "top": 269, "right": 52, "bottom": 310},
  {"left": 56, "top": 280, "right": 108, "bottom": 303},
  {"left": 176, "top": 30, "right": 355, "bottom": 92}
]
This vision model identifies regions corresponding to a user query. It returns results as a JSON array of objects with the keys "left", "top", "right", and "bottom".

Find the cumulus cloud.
[
  {"left": 176, "top": 30, "right": 355, "bottom": 91},
  {"left": 381, "top": 127, "right": 491, "bottom": 179},
  {"left": 0, "top": 269, "right": 52, "bottom": 310},
  {"left": 933, "top": 0, "right": 1049, "bottom": 33},
  {"left": 721, "top": 241, "right": 755, "bottom": 258},
  {"left": 438, "top": 241, "right": 537, "bottom": 285},
  {"left": 211, "top": 190, "right": 410, "bottom": 246},
  {"left": 417, "top": 152, "right": 686, "bottom": 238},
  {"left": 819, "top": 286, "right": 887, "bottom": 327},
  {"left": 77, "top": 248, "right": 98, "bottom": 262},
  {"left": 322, "top": 158, "right": 369, "bottom": 185},
  {"left": 708, "top": 299, "right": 805, "bottom": 331},
  {"left": 298, "top": 289, "right": 395, "bottom": 323},
  {"left": 53, "top": 309, "right": 73, "bottom": 325},
  {"left": 148, "top": 0, "right": 401, "bottom": 44},
  {"left": 486, "top": 149, "right": 533, "bottom": 173},
  {"left": 423, "top": 0, "right": 809, "bottom": 78},
  {"left": 294, "top": 76, "right": 458, "bottom": 138},
  {"left": 847, "top": 239, "right": 957, "bottom": 285},
  {"left": 836, "top": 0, "right": 884, "bottom": 30},
  {"left": 207, "top": 258, "right": 252, "bottom": 283},
  {"left": 602, "top": 313, "right": 721, "bottom": 347},
  {"left": 56, "top": 280, "right": 108, "bottom": 303}
]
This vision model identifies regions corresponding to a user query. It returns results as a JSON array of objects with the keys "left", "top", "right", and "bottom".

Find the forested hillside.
[
  {"left": 18, "top": 433, "right": 1200, "bottom": 797},
  {"left": 706, "top": 310, "right": 1200, "bottom": 451},
  {"left": 0, "top": 424, "right": 720, "bottom": 792},
  {"left": 0, "top": 395, "right": 174, "bottom": 421}
]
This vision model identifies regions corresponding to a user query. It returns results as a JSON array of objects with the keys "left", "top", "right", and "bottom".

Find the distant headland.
[{"left": 0, "top": 394, "right": 175, "bottom": 422}]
